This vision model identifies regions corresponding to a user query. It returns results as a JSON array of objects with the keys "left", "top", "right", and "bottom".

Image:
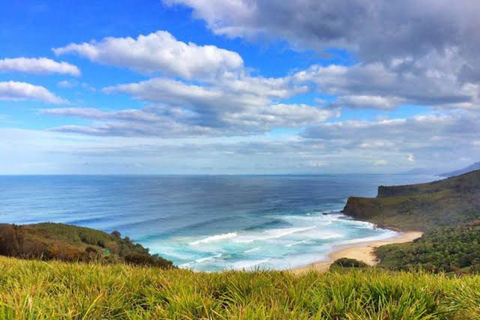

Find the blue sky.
[{"left": 0, "top": 0, "right": 479, "bottom": 174}]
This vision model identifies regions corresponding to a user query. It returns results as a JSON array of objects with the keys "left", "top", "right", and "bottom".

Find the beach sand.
[{"left": 291, "top": 231, "right": 423, "bottom": 274}]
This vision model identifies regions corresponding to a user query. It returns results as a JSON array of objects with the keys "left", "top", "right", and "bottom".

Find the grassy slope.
[
  {"left": 0, "top": 256, "right": 479, "bottom": 319},
  {"left": 0, "top": 223, "right": 174, "bottom": 268},
  {"left": 342, "top": 170, "right": 480, "bottom": 231}
]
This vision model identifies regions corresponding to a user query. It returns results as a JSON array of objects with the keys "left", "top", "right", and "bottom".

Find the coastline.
[{"left": 291, "top": 231, "right": 423, "bottom": 274}]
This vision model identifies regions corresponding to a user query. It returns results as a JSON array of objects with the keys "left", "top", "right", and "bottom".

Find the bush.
[{"left": 330, "top": 257, "right": 368, "bottom": 269}]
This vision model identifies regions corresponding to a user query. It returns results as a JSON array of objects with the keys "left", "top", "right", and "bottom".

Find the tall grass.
[{"left": 0, "top": 256, "right": 479, "bottom": 319}]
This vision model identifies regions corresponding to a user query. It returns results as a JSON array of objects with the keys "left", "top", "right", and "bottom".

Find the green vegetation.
[
  {"left": 330, "top": 257, "right": 368, "bottom": 269},
  {"left": 343, "top": 170, "right": 480, "bottom": 231},
  {"left": 377, "top": 222, "right": 480, "bottom": 274},
  {"left": 0, "top": 223, "right": 174, "bottom": 269},
  {"left": 341, "top": 170, "right": 480, "bottom": 275},
  {"left": 0, "top": 256, "right": 478, "bottom": 319}
]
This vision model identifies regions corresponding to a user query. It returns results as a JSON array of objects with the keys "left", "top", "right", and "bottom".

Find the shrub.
[{"left": 330, "top": 257, "right": 368, "bottom": 269}]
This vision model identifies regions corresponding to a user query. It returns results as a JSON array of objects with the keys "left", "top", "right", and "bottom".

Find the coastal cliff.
[
  {"left": 343, "top": 170, "right": 480, "bottom": 231},
  {"left": 342, "top": 170, "right": 480, "bottom": 274}
]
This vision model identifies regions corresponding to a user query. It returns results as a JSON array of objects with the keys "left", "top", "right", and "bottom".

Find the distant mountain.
[
  {"left": 401, "top": 168, "right": 440, "bottom": 175},
  {"left": 440, "top": 162, "right": 480, "bottom": 177}
]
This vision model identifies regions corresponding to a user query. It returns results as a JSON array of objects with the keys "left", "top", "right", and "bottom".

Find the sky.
[{"left": 0, "top": 0, "right": 479, "bottom": 174}]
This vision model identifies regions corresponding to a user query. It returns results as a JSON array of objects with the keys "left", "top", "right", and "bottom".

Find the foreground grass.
[{"left": 0, "top": 257, "right": 479, "bottom": 319}]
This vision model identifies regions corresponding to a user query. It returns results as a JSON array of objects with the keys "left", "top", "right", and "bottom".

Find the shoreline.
[{"left": 290, "top": 231, "right": 423, "bottom": 274}]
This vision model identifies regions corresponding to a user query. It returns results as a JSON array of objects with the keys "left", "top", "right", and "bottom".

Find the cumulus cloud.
[
  {"left": 223, "top": 104, "right": 336, "bottom": 129},
  {"left": 53, "top": 31, "right": 243, "bottom": 79},
  {"left": 103, "top": 76, "right": 305, "bottom": 111},
  {"left": 48, "top": 28, "right": 330, "bottom": 137},
  {"left": 166, "top": 0, "right": 480, "bottom": 63},
  {"left": 0, "top": 57, "right": 80, "bottom": 76},
  {"left": 329, "top": 95, "right": 404, "bottom": 111},
  {"left": 165, "top": 0, "right": 370, "bottom": 49},
  {"left": 60, "top": 70, "right": 318, "bottom": 136},
  {"left": 294, "top": 62, "right": 478, "bottom": 110},
  {"left": 0, "top": 81, "right": 67, "bottom": 104},
  {"left": 167, "top": 0, "right": 480, "bottom": 110}
]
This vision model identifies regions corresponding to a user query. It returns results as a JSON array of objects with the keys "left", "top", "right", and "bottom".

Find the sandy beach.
[{"left": 291, "top": 231, "right": 423, "bottom": 274}]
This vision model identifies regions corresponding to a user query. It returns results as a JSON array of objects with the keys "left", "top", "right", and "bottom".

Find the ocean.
[{"left": 0, "top": 174, "right": 438, "bottom": 271}]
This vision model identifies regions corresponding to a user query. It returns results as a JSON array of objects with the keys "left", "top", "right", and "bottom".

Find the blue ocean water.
[{"left": 0, "top": 174, "right": 438, "bottom": 271}]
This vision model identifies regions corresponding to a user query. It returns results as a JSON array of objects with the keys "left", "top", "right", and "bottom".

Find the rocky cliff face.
[{"left": 342, "top": 197, "right": 381, "bottom": 220}]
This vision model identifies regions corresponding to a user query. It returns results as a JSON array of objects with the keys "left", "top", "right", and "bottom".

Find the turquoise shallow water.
[{"left": 0, "top": 174, "right": 438, "bottom": 271}]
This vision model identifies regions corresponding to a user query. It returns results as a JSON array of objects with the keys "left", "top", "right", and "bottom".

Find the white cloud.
[
  {"left": 302, "top": 110, "right": 480, "bottom": 169},
  {"left": 331, "top": 95, "right": 404, "bottom": 110},
  {"left": 82, "top": 71, "right": 319, "bottom": 136},
  {"left": 293, "top": 62, "right": 478, "bottom": 110},
  {"left": 53, "top": 31, "right": 243, "bottom": 80},
  {"left": 223, "top": 104, "right": 336, "bottom": 130},
  {"left": 43, "top": 102, "right": 336, "bottom": 137},
  {"left": 104, "top": 74, "right": 307, "bottom": 109},
  {"left": 168, "top": 0, "right": 480, "bottom": 111},
  {"left": 166, "top": 0, "right": 480, "bottom": 66},
  {"left": 3, "top": 110, "right": 480, "bottom": 174},
  {"left": 0, "top": 81, "right": 67, "bottom": 104},
  {"left": 0, "top": 57, "right": 80, "bottom": 76}
]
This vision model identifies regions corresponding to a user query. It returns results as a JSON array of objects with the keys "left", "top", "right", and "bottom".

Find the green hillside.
[
  {"left": 341, "top": 170, "right": 480, "bottom": 274},
  {"left": 377, "top": 222, "right": 480, "bottom": 274},
  {"left": 0, "top": 256, "right": 479, "bottom": 319},
  {"left": 342, "top": 170, "right": 480, "bottom": 231},
  {"left": 0, "top": 223, "right": 174, "bottom": 269}
]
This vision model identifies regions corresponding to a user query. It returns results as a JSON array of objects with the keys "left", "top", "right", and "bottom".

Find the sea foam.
[
  {"left": 234, "top": 226, "right": 317, "bottom": 243},
  {"left": 189, "top": 232, "right": 238, "bottom": 246}
]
